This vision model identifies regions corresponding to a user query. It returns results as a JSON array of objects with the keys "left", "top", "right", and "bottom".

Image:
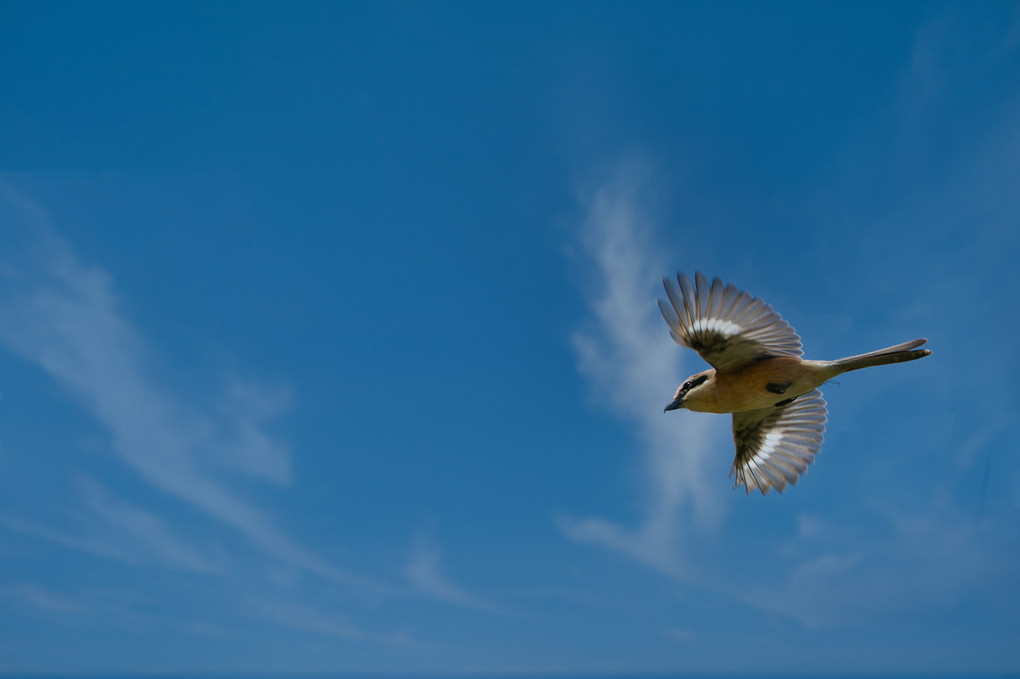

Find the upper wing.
[
  {"left": 658, "top": 272, "right": 802, "bottom": 371},
  {"left": 730, "top": 390, "right": 827, "bottom": 495}
]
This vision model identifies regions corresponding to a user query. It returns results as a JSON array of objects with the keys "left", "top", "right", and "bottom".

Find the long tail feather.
[{"left": 834, "top": 338, "right": 931, "bottom": 372}]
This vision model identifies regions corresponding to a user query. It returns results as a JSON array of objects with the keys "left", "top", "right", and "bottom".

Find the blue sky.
[{"left": 1, "top": 1, "right": 1019, "bottom": 674}]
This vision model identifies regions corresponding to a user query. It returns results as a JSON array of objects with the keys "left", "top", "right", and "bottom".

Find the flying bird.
[{"left": 659, "top": 272, "right": 931, "bottom": 495}]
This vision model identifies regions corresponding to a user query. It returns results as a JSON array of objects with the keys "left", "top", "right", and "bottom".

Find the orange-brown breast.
[{"left": 702, "top": 357, "right": 822, "bottom": 413}]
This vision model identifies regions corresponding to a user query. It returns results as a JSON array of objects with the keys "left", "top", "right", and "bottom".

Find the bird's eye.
[{"left": 682, "top": 380, "right": 692, "bottom": 390}]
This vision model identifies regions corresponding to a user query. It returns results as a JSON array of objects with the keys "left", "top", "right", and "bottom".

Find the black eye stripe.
[{"left": 682, "top": 375, "right": 708, "bottom": 393}]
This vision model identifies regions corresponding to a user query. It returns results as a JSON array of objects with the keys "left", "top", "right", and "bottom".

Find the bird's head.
[{"left": 664, "top": 371, "right": 712, "bottom": 412}]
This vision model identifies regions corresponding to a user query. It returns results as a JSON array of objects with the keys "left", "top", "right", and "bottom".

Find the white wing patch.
[
  {"left": 691, "top": 318, "right": 744, "bottom": 336},
  {"left": 730, "top": 390, "right": 827, "bottom": 495},
  {"left": 659, "top": 272, "right": 802, "bottom": 371}
]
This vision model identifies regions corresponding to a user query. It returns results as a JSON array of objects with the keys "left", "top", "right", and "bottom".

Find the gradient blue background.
[{"left": 1, "top": 1, "right": 1018, "bottom": 674}]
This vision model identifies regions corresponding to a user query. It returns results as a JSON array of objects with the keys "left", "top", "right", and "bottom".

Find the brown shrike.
[{"left": 660, "top": 272, "right": 931, "bottom": 495}]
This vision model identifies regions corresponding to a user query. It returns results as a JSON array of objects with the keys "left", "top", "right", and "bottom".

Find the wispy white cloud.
[
  {"left": 76, "top": 477, "right": 226, "bottom": 573},
  {"left": 737, "top": 497, "right": 1020, "bottom": 629},
  {"left": 0, "top": 478, "right": 222, "bottom": 574},
  {"left": 560, "top": 161, "right": 729, "bottom": 578},
  {"left": 0, "top": 514, "right": 137, "bottom": 564},
  {"left": 404, "top": 532, "right": 496, "bottom": 612},
  {"left": 251, "top": 600, "right": 366, "bottom": 641},
  {"left": 0, "top": 580, "right": 208, "bottom": 635},
  {"left": 205, "top": 381, "right": 293, "bottom": 484},
  {"left": 0, "top": 182, "right": 368, "bottom": 588},
  {"left": 0, "top": 582, "right": 85, "bottom": 616},
  {"left": 251, "top": 597, "right": 428, "bottom": 648}
]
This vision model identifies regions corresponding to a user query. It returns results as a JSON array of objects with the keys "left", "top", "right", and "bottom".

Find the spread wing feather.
[
  {"left": 658, "top": 272, "right": 802, "bottom": 371},
  {"left": 730, "top": 390, "right": 827, "bottom": 495}
]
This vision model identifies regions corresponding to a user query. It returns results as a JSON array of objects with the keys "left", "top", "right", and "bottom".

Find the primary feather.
[{"left": 658, "top": 272, "right": 802, "bottom": 372}]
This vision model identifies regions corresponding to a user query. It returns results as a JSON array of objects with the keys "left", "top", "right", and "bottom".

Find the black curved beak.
[{"left": 664, "top": 396, "right": 684, "bottom": 412}]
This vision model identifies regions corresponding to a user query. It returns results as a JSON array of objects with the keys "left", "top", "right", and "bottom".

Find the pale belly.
[{"left": 687, "top": 357, "right": 835, "bottom": 413}]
